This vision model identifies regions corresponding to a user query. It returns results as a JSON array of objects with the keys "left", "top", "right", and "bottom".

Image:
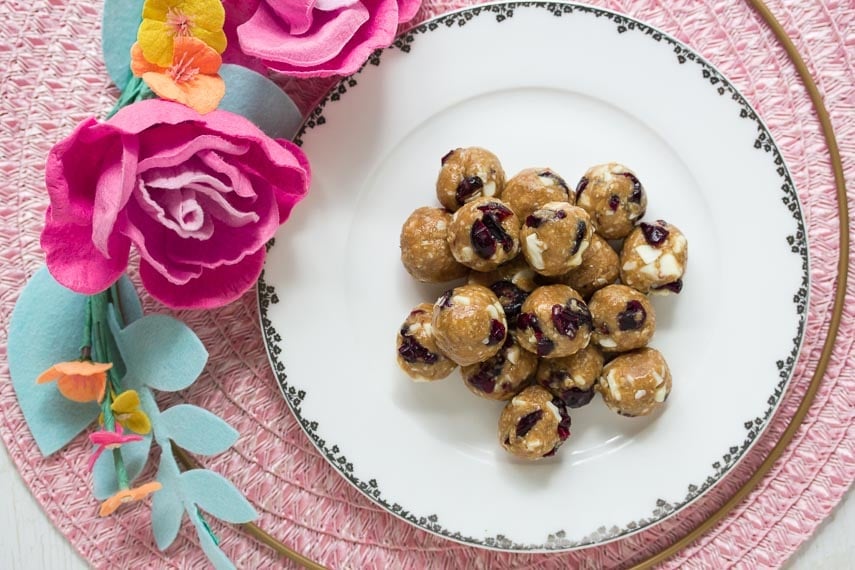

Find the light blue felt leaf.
[
  {"left": 158, "top": 405, "right": 238, "bottom": 456},
  {"left": 111, "top": 314, "right": 208, "bottom": 393},
  {"left": 195, "top": 516, "right": 237, "bottom": 570},
  {"left": 92, "top": 433, "right": 153, "bottom": 500},
  {"left": 219, "top": 64, "right": 303, "bottom": 140},
  {"left": 182, "top": 470, "right": 258, "bottom": 524},
  {"left": 8, "top": 267, "right": 139, "bottom": 456},
  {"left": 151, "top": 452, "right": 185, "bottom": 550},
  {"left": 102, "top": 0, "right": 145, "bottom": 91}
]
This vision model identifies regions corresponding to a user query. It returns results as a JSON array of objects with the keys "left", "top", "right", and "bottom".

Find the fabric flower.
[
  {"left": 110, "top": 390, "right": 152, "bottom": 434},
  {"left": 99, "top": 481, "right": 162, "bottom": 516},
  {"left": 131, "top": 37, "right": 225, "bottom": 114},
  {"left": 138, "top": 0, "right": 227, "bottom": 67},
  {"left": 41, "top": 99, "right": 310, "bottom": 309},
  {"left": 87, "top": 426, "right": 143, "bottom": 471},
  {"left": 36, "top": 361, "right": 111, "bottom": 403},
  {"left": 225, "top": 0, "right": 421, "bottom": 77}
]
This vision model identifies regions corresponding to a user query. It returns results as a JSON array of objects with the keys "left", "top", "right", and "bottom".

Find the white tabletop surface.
[{"left": 0, "top": 443, "right": 850, "bottom": 568}]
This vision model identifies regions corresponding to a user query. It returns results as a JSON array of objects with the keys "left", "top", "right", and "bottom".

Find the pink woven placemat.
[{"left": 0, "top": 0, "right": 852, "bottom": 568}]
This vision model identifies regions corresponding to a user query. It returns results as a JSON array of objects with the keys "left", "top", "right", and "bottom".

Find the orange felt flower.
[
  {"left": 36, "top": 361, "right": 111, "bottom": 403},
  {"left": 131, "top": 36, "right": 225, "bottom": 114},
  {"left": 99, "top": 481, "right": 163, "bottom": 517}
]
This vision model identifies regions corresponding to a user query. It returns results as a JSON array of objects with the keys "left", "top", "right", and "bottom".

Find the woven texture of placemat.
[{"left": 0, "top": 1, "right": 852, "bottom": 568}]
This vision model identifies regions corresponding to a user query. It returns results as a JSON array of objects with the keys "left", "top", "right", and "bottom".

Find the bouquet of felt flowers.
[{"left": 8, "top": 0, "right": 421, "bottom": 568}]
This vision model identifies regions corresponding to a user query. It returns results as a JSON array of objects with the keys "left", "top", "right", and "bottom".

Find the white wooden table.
[{"left": 0, "top": 443, "right": 850, "bottom": 568}]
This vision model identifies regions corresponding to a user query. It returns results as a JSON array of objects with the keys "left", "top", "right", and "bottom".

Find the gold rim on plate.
[{"left": 178, "top": 1, "right": 849, "bottom": 567}]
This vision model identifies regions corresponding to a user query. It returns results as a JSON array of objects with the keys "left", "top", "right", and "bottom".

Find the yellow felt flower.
[
  {"left": 111, "top": 390, "right": 152, "bottom": 435},
  {"left": 99, "top": 481, "right": 162, "bottom": 516},
  {"left": 138, "top": 0, "right": 227, "bottom": 67}
]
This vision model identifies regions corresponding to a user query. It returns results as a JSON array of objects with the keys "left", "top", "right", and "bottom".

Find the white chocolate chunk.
[
  {"left": 572, "top": 375, "right": 587, "bottom": 388},
  {"left": 486, "top": 304, "right": 499, "bottom": 319},
  {"left": 635, "top": 389, "right": 648, "bottom": 400},
  {"left": 412, "top": 375, "right": 432, "bottom": 383},
  {"left": 654, "top": 387, "right": 669, "bottom": 402},
  {"left": 524, "top": 233, "right": 547, "bottom": 270},
  {"left": 435, "top": 220, "right": 447, "bottom": 231},
  {"left": 408, "top": 322, "right": 422, "bottom": 333},
  {"left": 455, "top": 295, "right": 471, "bottom": 306},
  {"left": 506, "top": 346, "right": 519, "bottom": 365},
  {"left": 423, "top": 323, "right": 433, "bottom": 336},
  {"left": 567, "top": 237, "right": 590, "bottom": 267},
  {"left": 460, "top": 246, "right": 474, "bottom": 262},
  {"left": 512, "top": 269, "right": 536, "bottom": 288},
  {"left": 482, "top": 181, "right": 497, "bottom": 197},
  {"left": 635, "top": 244, "right": 662, "bottom": 264},
  {"left": 659, "top": 253, "right": 682, "bottom": 278},
  {"left": 673, "top": 234, "right": 687, "bottom": 254},
  {"left": 598, "top": 337, "right": 618, "bottom": 348},
  {"left": 579, "top": 193, "right": 591, "bottom": 207},
  {"left": 640, "top": 263, "right": 660, "bottom": 278},
  {"left": 525, "top": 438, "right": 542, "bottom": 450},
  {"left": 652, "top": 370, "right": 665, "bottom": 386},
  {"left": 607, "top": 375, "right": 622, "bottom": 401},
  {"left": 622, "top": 261, "right": 638, "bottom": 271},
  {"left": 545, "top": 401, "right": 563, "bottom": 423},
  {"left": 538, "top": 175, "right": 555, "bottom": 186}
]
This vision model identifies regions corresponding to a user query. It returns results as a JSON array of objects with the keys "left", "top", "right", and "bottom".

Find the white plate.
[{"left": 259, "top": 2, "right": 808, "bottom": 550}]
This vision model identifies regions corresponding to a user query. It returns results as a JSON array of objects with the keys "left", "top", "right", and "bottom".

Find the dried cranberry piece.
[
  {"left": 470, "top": 219, "right": 497, "bottom": 259},
  {"left": 554, "top": 209, "right": 567, "bottom": 220},
  {"left": 441, "top": 149, "right": 455, "bottom": 165},
  {"left": 456, "top": 175, "right": 483, "bottom": 205},
  {"left": 437, "top": 290, "right": 453, "bottom": 308},
  {"left": 640, "top": 222, "right": 669, "bottom": 246},
  {"left": 489, "top": 281, "right": 528, "bottom": 328},
  {"left": 477, "top": 203, "right": 513, "bottom": 221},
  {"left": 468, "top": 369, "right": 497, "bottom": 394},
  {"left": 570, "top": 220, "right": 588, "bottom": 255},
  {"left": 481, "top": 212, "right": 514, "bottom": 253},
  {"left": 525, "top": 214, "right": 543, "bottom": 228},
  {"left": 398, "top": 334, "right": 439, "bottom": 364},
  {"left": 517, "top": 313, "right": 555, "bottom": 356},
  {"left": 621, "top": 172, "right": 643, "bottom": 204},
  {"left": 654, "top": 279, "right": 684, "bottom": 294},
  {"left": 515, "top": 410, "right": 543, "bottom": 437},
  {"left": 551, "top": 302, "right": 592, "bottom": 339},
  {"left": 553, "top": 397, "right": 572, "bottom": 439},
  {"left": 608, "top": 195, "right": 620, "bottom": 211},
  {"left": 617, "top": 300, "right": 647, "bottom": 331},
  {"left": 487, "top": 319, "right": 506, "bottom": 346},
  {"left": 575, "top": 176, "right": 589, "bottom": 201},
  {"left": 561, "top": 387, "right": 596, "bottom": 408}
]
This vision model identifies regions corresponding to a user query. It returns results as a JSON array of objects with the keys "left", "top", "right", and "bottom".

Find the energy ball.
[
  {"left": 502, "top": 167, "right": 573, "bottom": 220},
  {"left": 447, "top": 198, "right": 520, "bottom": 272},
  {"left": 467, "top": 256, "right": 538, "bottom": 293},
  {"left": 520, "top": 202, "right": 594, "bottom": 277},
  {"left": 400, "top": 207, "right": 468, "bottom": 283},
  {"left": 558, "top": 234, "right": 620, "bottom": 298},
  {"left": 498, "top": 386, "right": 571, "bottom": 460},
  {"left": 620, "top": 220, "right": 688, "bottom": 295},
  {"left": 597, "top": 347, "right": 672, "bottom": 417},
  {"left": 515, "top": 284, "right": 593, "bottom": 358},
  {"left": 536, "top": 344, "right": 604, "bottom": 408},
  {"left": 432, "top": 284, "right": 508, "bottom": 366},
  {"left": 396, "top": 304, "right": 458, "bottom": 381},
  {"left": 461, "top": 337, "right": 537, "bottom": 400},
  {"left": 575, "top": 163, "right": 647, "bottom": 239},
  {"left": 436, "top": 147, "right": 506, "bottom": 211},
  {"left": 589, "top": 285, "right": 656, "bottom": 353}
]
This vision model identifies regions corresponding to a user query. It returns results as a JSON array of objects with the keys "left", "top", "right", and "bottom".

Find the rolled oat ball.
[
  {"left": 557, "top": 234, "right": 620, "bottom": 298},
  {"left": 520, "top": 202, "right": 594, "bottom": 277},
  {"left": 620, "top": 220, "right": 688, "bottom": 295},
  {"left": 502, "top": 167, "right": 573, "bottom": 220},
  {"left": 588, "top": 284, "right": 656, "bottom": 353},
  {"left": 575, "top": 163, "right": 647, "bottom": 239},
  {"left": 436, "top": 147, "right": 506, "bottom": 211},
  {"left": 461, "top": 336, "right": 537, "bottom": 400},
  {"left": 431, "top": 284, "right": 507, "bottom": 366},
  {"left": 467, "top": 258, "right": 536, "bottom": 328},
  {"left": 515, "top": 285, "right": 592, "bottom": 358},
  {"left": 447, "top": 198, "right": 520, "bottom": 272},
  {"left": 535, "top": 344, "right": 604, "bottom": 408},
  {"left": 399, "top": 207, "right": 468, "bottom": 283},
  {"left": 597, "top": 347, "right": 672, "bottom": 417},
  {"left": 498, "top": 385, "right": 572, "bottom": 460},
  {"left": 396, "top": 304, "right": 458, "bottom": 381}
]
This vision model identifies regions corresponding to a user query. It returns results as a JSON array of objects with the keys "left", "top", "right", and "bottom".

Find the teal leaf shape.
[
  {"left": 182, "top": 470, "right": 258, "bottom": 524},
  {"left": 110, "top": 313, "right": 208, "bottom": 392},
  {"left": 8, "top": 267, "right": 141, "bottom": 456},
  {"left": 196, "top": 515, "right": 237, "bottom": 570},
  {"left": 92, "top": 434, "right": 153, "bottom": 500},
  {"left": 219, "top": 64, "right": 304, "bottom": 140},
  {"left": 159, "top": 405, "right": 238, "bottom": 456},
  {"left": 102, "top": 0, "right": 145, "bottom": 91},
  {"left": 151, "top": 452, "right": 185, "bottom": 550}
]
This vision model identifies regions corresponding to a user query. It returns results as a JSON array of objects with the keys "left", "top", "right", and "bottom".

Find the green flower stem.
[
  {"left": 90, "top": 289, "right": 129, "bottom": 491},
  {"left": 105, "top": 76, "right": 155, "bottom": 120},
  {"left": 80, "top": 296, "right": 93, "bottom": 361}
]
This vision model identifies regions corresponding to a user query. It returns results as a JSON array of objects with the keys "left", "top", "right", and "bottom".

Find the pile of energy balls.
[{"left": 396, "top": 147, "right": 688, "bottom": 460}]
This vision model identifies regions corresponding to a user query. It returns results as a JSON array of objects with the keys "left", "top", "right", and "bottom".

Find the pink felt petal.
[
  {"left": 91, "top": 134, "right": 139, "bottom": 255},
  {"left": 239, "top": 2, "right": 369, "bottom": 67},
  {"left": 257, "top": 0, "right": 401, "bottom": 77},
  {"left": 139, "top": 248, "right": 266, "bottom": 309},
  {"left": 266, "top": 0, "right": 316, "bottom": 36},
  {"left": 396, "top": 0, "right": 420, "bottom": 23}
]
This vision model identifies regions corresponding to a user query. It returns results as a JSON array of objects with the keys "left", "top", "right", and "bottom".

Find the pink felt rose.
[
  {"left": 41, "top": 99, "right": 310, "bottom": 309},
  {"left": 225, "top": 0, "right": 421, "bottom": 78}
]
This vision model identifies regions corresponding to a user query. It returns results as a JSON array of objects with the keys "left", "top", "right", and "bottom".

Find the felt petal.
[
  {"left": 55, "top": 361, "right": 113, "bottom": 375},
  {"left": 183, "top": 0, "right": 227, "bottom": 31},
  {"left": 91, "top": 134, "right": 140, "bottom": 257},
  {"left": 111, "top": 314, "right": 208, "bottom": 392},
  {"left": 130, "top": 42, "right": 164, "bottom": 76},
  {"left": 93, "top": 434, "right": 153, "bottom": 499},
  {"left": 182, "top": 75, "right": 227, "bottom": 115},
  {"left": 112, "top": 389, "right": 141, "bottom": 414},
  {"left": 264, "top": 0, "right": 315, "bottom": 36},
  {"left": 182, "top": 469, "right": 257, "bottom": 523},
  {"left": 137, "top": 19, "right": 175, "bottom": 67},
  {"left": 159, "top": 404, "right": 238, "bottom": 456},
  {"left": 191, "top": 26, "right": 228, "bottom": 55},
  {"left": 138, "top": 244, "right": 265, "bottom": 309},
  {"left": 56, "top": 373, "right": 107, "bottom": 403},
  {"left": 123, "top": 411, "right": 152, "bottom": 434},
  {"left": 173, "top": 36, "right": 223, "bottom": 74}
]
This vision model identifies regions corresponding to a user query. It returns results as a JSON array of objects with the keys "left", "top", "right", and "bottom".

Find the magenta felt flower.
[
  {"left": 87, "top": 426, "right": 143, "bottom": 471},
  {"left": 41, "top": 99, "right": 310, "bottom": 309},
  {"left": 225, "top": 0, "right": 421, "bottom": 78}
]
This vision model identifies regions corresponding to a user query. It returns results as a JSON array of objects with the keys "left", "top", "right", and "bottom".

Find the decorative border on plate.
[{"left": 261, "top": 1, "right": 808, "bottom": 551}]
